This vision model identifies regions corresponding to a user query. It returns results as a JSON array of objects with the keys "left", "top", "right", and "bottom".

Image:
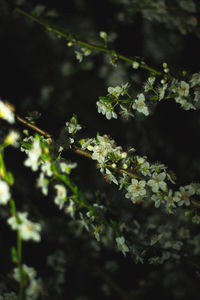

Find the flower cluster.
[
  {"left": 97, "top": 72, "right": 200, "bottom": 120},
  {"left": 79, "top": 133, "right": 200, "bottom": 214},
  {"left": 21, "top": 131, "right": 78, "bottom": 213},
  {"left": 96, "top": 83, "right": 130, "bottom": 120}
]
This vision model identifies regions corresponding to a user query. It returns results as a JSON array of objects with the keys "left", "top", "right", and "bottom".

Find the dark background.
[{"left": 1, "top": 1, "right": 200, "bottom": 299}]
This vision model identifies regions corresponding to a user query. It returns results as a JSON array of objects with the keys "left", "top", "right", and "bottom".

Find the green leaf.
[
  {"left": 99, "top": 96, "right": 110, "bottom": 103},
  {"left": 119, "top": 99, "right": 131, "bottom": 104},
  {"left": 11, "top": 246, "right": 18, "bottom": 263},
  {"left": 5, "top": 172, "right": 14, "bottom": 185}
]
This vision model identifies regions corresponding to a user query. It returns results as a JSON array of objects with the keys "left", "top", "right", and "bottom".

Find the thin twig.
[
  {"left": 16, "top": 115, "right": 52, "bottom": 138},
  {"left": 15, "top": 8, "right": 163, "bottom": 76}
]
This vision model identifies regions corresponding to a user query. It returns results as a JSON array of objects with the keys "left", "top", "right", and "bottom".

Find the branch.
[
  {"left": 16, "top": 114, "right": 142, "bottom": 181},
  {"left": 15, "top": 8, "right": 163, "bottom": 76},
  {"left": 15, "top": 113, "right": 200, "bottom": 209},
  {"left": 16, "top": 115, "right": 51, "bottom": 138}
]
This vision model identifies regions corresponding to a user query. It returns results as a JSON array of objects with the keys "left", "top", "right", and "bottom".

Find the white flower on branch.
[
  {"left": 125, "top": 179, "right": 146, "bottom": 203},
  {"left": 54, "top": 184, "right": 67, "bottom": 210},
  {"left": 164, "top": 189, "right": 181, "bottom": 214},
  {"left": 192, "top": 215, "right": 200, "bottom": 224},
  {"left": 99, "top": 31, "right": 107, "bottom": 40},
  {"left": 107, "top": 82, "right": 129, "bottom": 98},
  {"left": 177, "top": 184, "right": 195, "bottom": 207},
  {"left": 66, "top": 120, "right": 82, "bottom": 134},
  {"left": 7, "top": 212, "right": 42, "bottom": 242},
  {"left": 75, "top": 47, "right": 91, "bottom": 63},
  {"left": 132, "top": 93, "right": 149, "bottom": 116},
  {"left": 0, "top": 100, "right": 15, "bottom": 123},
  {"left": 190, "top": 72, "right": 200, "bottom": 87},
  {"left": 119, "top": 105, "right": 134, "bottom": 119},
  {"left": 96, "top": 100, "right": 118, "bottom": 120},
  {"left": 132, "top": 61, "right": 140, "bottom": 69},
  {"left": 0, "top": 179, "right": 11, "bottom": 205},
  {"left": 59, "top": 161, "right": 77, "bottom": 174},
  {"left": 144, "top": 76, "right": 156, "bottom": 92},
  {"left": 24, "top": 138, "right": 42, "bottom": 171},
  {"left": 5, "top": 130, "right": 20, "bottom": 147},
  {"left": 105, "top": 168, "right": 118, "bottom": 185},
  {"left": 65, "top": 198, "right": 75, "bottom": 218},
  {"left": 178, "top": 81, "right": 190, "bottom": 97},
  {"left": 41, "top": 161, "right": 53, "bottom": 177},
  {"left": 147, "top": 172, "right": 167, "bottom": 193},
  {"left": 13, "top": 264, "right": 43, "bottom": 299},
  {"left": 175, "top": 96, "right": 195, "bottom": 110},
  {"left": 158, "top": 83, "right": 168, "bottom": 101},
  {"left": 37, "top": 173, "right": 49, "bottom": 195}
]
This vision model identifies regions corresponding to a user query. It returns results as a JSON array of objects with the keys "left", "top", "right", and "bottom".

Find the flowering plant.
[{"left": 1, "top": 1, "right": 200, "bottom": 299}]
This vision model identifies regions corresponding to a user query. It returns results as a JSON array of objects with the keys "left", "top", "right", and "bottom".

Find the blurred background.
[{"left": 1, "top": 0, "right": 200, "bottom": 299}]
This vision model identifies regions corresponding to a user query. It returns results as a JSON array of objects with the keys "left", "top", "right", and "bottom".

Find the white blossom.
[
  {"left": 105, "top": 168, "right": 118, "bottom": 185},
  {"left": 139, "top": 161, "right": 151, "bottom": 176},
  {"left": 41, "top": 161, "right": 53, "bottom": 177},
  {"left": 175, "top": 96, "right": 195, "bottom": 110},
  {"left": 91, "top": 136, "right": 115, "bottom": 163},
  {"left": 190, "top": 72, "right": 200, "bottom": 87},
  {"left": 54, "top": 184, "right": 67, "bottom": 209},
  {"left": 132, "top": 61, "right": 139, "bottom": 69},
  {"left": 75, "top": 48, "right": 91, "bottom": 63},
  {"left": 125, "top": 179, "right": 146, "bottom": 203},
  {"left": 178, "top": 81, "right": 190, "bottom": 97},
  {"left": 99, "top": 31, "right": 107, "bottom": 40},
  {"left": 164, "top": 189, "right": 181, "bottom": 213},
  {"left": 75, "top": 51, "right": 83, "bottom": 62},
  {"left": 158, "top": 83, "right": 168, "bottom": 100},
  {"left": 0, "top": 179, "right": 11, "bottom": 205},
  {"left": 0, "top": 100, "right": 15, "bottom": 123},
  {"left": 177, "top": 184, "right": 195, "bottom": 206},
  {"left": 59, "top": 161, "right": 77, "bottom": 174},
  {"left": 7, "top": 212, "right": 42, "bottom": 242},
  {"left": 147, "top": 172, "right": 167, "bottom": 192},
  {"left": 65, "top": 198, "right": 75, "bottom": 218},
  {"left": 24, "top": 138, "right": 42, "bottom": 171},
  {"left": 5, "top": 130, "right": 20, "bottom": 147},
  {"left": 132, "top": 93, "right": 149, "bottom": 116},
  {"left": 192, "top": 215, "right": 200, "bottom": 224},
  {"left": 108, "top": 82, "right": 129, "bottom": 97},
  {"left": 13, "top": 264, "right": 37, "bottom": 282},
  {"left": 119, "top": 105, "right": 134, "bottom": 119},
  {"left": 37, "top": 173, "right": 48, "bottom": 195},
  {"left": 151, "top": 194, "right": 163, "bottom": 208},
  {"left": 13, "top": 264, "right": 42, "bottom": 300},
  {"left": 96, "top": 100, "right": 118, "bottom": 120},
  {"left": 116, "top": 236, "right": 129, "bottom": 256},
  {"left": 66, "top": 120, "right": 82, "bottom": 134},
  {"left": 144, "top": 76, "right": 156, "bottom": 92}
]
